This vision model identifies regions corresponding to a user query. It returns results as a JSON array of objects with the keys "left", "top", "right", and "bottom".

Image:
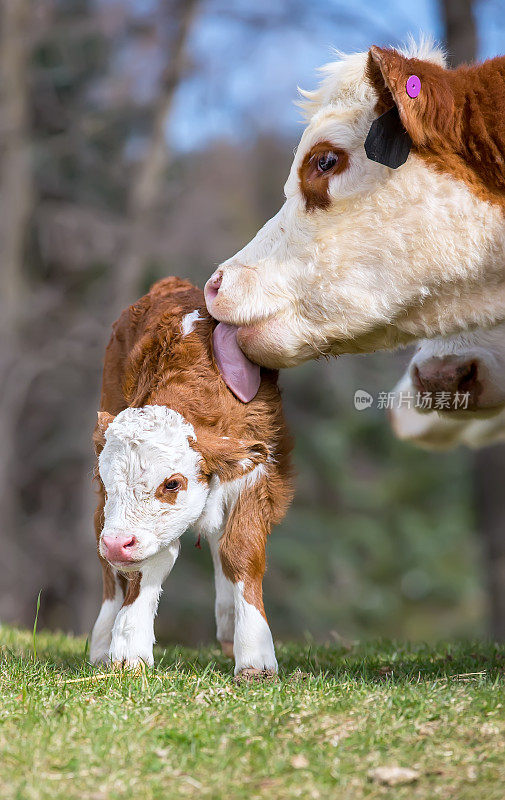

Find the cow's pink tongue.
[{"left": 212, "top": 322, "right": 261, "bottom": 403}]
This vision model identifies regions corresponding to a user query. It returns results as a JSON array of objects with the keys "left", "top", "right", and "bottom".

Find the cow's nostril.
[
  {"left": 123, "top": 536, "right": 136, "bottom": 550},
  {"left": 457, "top": 362, "right": 478, "bottom": 393}
]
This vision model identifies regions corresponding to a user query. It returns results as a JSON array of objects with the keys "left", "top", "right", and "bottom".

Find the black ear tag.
[{"left": 364, "top": 105, "right": 412, "bottom": 169}]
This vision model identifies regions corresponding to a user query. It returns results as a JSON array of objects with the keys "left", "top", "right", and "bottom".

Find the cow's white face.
[
  {"left": 96, "top": 406, "right": 268, "bottom": 571},
  {"left": 205, "top": 42, "right": 505, "bottom": 368}
]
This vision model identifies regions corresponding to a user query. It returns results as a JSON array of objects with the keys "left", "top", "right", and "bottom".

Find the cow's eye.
[
  {"left": 163, "top": 477, "right": 181, "bottom": 492},
  {"left": 317, "top": 151, "right": 338, "bottom": 172}
]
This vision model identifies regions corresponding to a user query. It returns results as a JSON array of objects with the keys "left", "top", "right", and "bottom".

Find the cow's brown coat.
[{"left": 367, "top": 49, "right": 505, "bottom": 210}]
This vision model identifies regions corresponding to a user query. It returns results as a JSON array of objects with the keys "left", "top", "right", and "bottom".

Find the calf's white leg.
[
  {"left": 90, "top": 565, "right": 124, "bottom": 665},
  {"left": 219, "top": 490, "right": 277, "bottom": 676},
  {"left": 108, "top": 542, "right": 180, "bottom": 668},
  {"left": 232, "top": 580, "right": 277, "bottom": 675},
  {"left": 208, "top": 531, "right": 235, "bottom": 656}
]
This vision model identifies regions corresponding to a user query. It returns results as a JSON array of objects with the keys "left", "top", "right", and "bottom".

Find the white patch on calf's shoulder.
[
  {"left": 194, "top": 463, "right": 265, "bottom": 537},
  {"left": 181, "top": 309, "right": 201, "bottom": 337}
]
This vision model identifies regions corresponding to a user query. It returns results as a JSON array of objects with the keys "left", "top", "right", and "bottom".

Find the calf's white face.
[
  {"left": 96, "top": 405, "right": 267, "bottom": 571},
  {"left": 98, "top": 406, "right": 208, "bottom": 570},
  {"left": 205, "top": 41, "right": 505, "bottom": 368}
]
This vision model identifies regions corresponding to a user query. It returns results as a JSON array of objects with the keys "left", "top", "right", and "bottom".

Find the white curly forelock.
[
  {"left": 105, "top": 405, "right": 196, "bottom": 446},
  {"left": 297, "top": 35, "right": 446, "bottom": 120}
]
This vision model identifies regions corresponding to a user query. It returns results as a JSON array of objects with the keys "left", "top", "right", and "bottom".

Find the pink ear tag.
[{"left": 406, "top": 75, "right": 421, "bottom": 99}]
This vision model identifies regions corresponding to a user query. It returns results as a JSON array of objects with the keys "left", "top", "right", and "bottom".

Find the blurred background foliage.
[{"left": 1, "top": 0, "right": 503, "bottom": 644}]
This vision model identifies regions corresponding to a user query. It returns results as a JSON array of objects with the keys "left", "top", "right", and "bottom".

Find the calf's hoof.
[
  {"left": 110, "top": 658, "right": 148, "bottom": 675},
  {"left": 89, "top": 652, "right": 110, "bottom": 667},
  {"left": 220, "top": 640, "right": 234, "bottom": 658},
  {"left": 234, "top": 667, "right": 278, "bottom": 684}
]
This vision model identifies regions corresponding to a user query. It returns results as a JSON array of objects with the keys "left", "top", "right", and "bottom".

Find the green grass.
[{"left": 1, "top": 627, "right": 505, "bottom": 799}]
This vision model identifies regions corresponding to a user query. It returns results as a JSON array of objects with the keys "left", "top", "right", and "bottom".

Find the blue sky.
[{"left": 168, "top": 0, "right": 505, "bottom": 151}]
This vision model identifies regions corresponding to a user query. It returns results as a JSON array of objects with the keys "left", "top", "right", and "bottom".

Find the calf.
[{"left": 89, "top": 277, "right": 293, "bottom": 676}]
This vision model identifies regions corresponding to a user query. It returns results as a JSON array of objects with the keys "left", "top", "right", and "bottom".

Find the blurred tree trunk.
[
  {"left": 441, "top": 0, "right": 505, "bottom": 639},
  {"left": 441, "top": 0, "right": 477, "bottom": 67},
  {"left": 0, "top": 0, "right": 34, "bottom": 617},
  {"left": 474, "top": 446, "right": 505, "bottom": 640},
  {"left": 115, "top": 0, "right": 200, "bottom": 312}
]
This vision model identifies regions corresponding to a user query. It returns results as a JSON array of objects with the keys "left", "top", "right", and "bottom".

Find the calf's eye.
[
  {"left": 155, "top": 473, "right": 188, "bottom": 503},
  {"left": 317, "top": 151, "right": 338, "bottom": 172}
]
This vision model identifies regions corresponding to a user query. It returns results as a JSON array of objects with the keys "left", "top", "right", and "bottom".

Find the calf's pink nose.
[{"left": 101, "top": 533, "right": 137, "bottom": 563}]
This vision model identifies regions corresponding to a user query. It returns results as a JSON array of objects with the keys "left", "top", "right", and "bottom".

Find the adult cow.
[{"left": 205, "top": 40, "right": 505, "bottom": 374}]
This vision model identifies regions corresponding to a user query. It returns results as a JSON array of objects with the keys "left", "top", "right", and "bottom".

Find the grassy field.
[{"left": 1, "top": 626, "right": 505, "bottom": 799}]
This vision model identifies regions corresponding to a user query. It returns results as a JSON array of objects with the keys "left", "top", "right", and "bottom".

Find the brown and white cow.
[
  {"left": 90, "top": 277, "right": 293, "bottom": 675},
  {"left": 205, "top": 39, "right": 505, "bottom": 375}
]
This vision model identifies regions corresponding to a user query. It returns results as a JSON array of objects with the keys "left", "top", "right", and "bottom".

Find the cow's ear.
[
  {"left": 93, "top": 411, "right": 115, "bottom": 454},
  {"left": 196, "top": 431, "right": 269, "bottom": 483},
  {"left": 366, "top": 46, "right": 454, "bottom": 155}
]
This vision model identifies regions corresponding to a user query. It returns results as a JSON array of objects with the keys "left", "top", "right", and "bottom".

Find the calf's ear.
[
  {"left": 93, "top": 411, "right": 115, "bottom": 454},
  {"left": 366, "top": 46, "right": 454, "bottom": 154},
  {"left": 196, "top": 431, "right": 269, "bottom": 483}
]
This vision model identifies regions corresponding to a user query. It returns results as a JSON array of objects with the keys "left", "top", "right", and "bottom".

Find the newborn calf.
[{"left": 90, "top": 278, "right": 293, "bottom": 676}]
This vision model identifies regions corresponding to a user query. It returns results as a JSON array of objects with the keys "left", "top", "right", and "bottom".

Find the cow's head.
[
  {"left": 409, "top": 322, "right": 505, "bottom": 416},
  {"left": 95, "top": 406, "right": 268, "bottom": 571},
  {"left": 205, "top": 40, "right": 505, "bottom": 368}
]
